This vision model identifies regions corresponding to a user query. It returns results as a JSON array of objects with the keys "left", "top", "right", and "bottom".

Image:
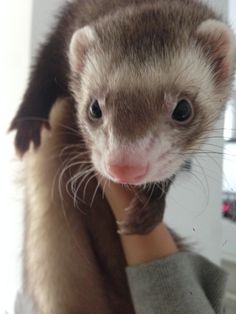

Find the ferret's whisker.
[
  {"left": 69, "top": 166, "right": 93, "bottom": 199},
  {"left": 82, "top": 169, "right": 97, "bottom": 200},
  {"left": 70, "top": 168, "right": 93, "bottom": 207},
  {"left": 71, "top": 168, "right": 95, "bottom": 201},
  {"left": 73, "top": 169, "right": 93, "bottom": 204},
  {"left": 13, "top": 116, "right": 83, "bottom": 137},
  {"left": 102, "top": 177, "right": 108, "bottom": 199},
  {"left": 141, "top": 183, "right": 155, "bottom": 210},
  {"left": 90, "top": 176, "right": 102, "bottom": 207},
  {"left": 58, "top": 156, "right": 89, "bottom": 206},
  {"left": 192, "top": 157, "right": 210, "bottom": 210},
  {"left": 59, "top": 145, "right": 88, "bottom": 157}
]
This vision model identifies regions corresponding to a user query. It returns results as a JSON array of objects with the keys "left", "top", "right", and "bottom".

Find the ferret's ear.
[
  {"left": 196, "top": 19, "right": 236, "bottom": 85},
  {"left": 69, "top": 26, "right": 97, "bottom": 73}
]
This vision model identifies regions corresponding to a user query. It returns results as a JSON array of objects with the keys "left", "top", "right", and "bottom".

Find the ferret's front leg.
[
  {"left": 9, "top": 19, "right": 71, "bottom": 156},
  {"left": 117, "top": 181, "right": 172, "bottom": 235},
  {"left": 9, "top": 39, "right": 69, "bottom": 155}
]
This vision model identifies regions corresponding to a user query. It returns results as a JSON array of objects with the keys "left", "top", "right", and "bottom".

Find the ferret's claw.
[{"left": 9, "top": 119, "right": 50, "bottom": 156}]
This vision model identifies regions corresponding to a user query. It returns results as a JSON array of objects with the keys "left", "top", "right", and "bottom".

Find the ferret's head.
[{"left": 68, "top": 7, "right": 236, "bottom": 185}]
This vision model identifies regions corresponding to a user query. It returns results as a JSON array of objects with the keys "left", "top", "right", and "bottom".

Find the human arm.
[
  {"left": 102, "top": 179, "right": 228, "bottom": 314},
  {"left": 102, "top": 180, "right": 178, "bottom": 266}
]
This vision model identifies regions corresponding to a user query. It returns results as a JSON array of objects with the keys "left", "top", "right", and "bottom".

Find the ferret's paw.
[
  {"left": 9, "top": 118, "right": 50, "bottom": 156},
  {"left": 116, "top": 183, "right": 171, "bottom": 235},
  {"left": 117, "top": 196, "right": 164, "bottom": 235}
]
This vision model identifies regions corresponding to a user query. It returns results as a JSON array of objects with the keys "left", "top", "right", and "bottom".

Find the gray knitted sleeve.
[{"left": 126, "top": 252, "right": 227, "bottom": 314}]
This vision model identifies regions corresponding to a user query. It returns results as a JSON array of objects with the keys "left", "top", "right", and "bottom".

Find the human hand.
[{"left": 97, "top": 175, "right": 178, "bottom": 266}]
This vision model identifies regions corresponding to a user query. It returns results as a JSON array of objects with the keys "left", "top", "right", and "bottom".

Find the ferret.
[{"left": 10, "top": 0, "right": 236, "bottom": 313}]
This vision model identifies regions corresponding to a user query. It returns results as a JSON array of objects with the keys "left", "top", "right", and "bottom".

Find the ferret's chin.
[
  {"left": 145, "top": 165, "right": 180, "bottom": 184},
  {"left": 103, "top": 171, "right": 169, "bottom": 186},
  {"left": 97, "top": 169, "right": 146, "bottom": 186}
]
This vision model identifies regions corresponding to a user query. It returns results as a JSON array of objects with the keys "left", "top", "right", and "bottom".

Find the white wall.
[
  {"left": 165, "top": 122, "right": 225, "bottom": 264},
  {"left": 223, "top": 143, "right": 236, "bottom": 192},
  {"left": 31, "top": 0, "right": 65, "bottom": 54},
  {"left": 0, "top": 1, "right": 32, "bottom": 313},
  {"left": 229, "top": 0, "right": 236, "bottom": 33},
  {"left": 222, "top": 0, "right": 236, "bottom": 270},
  {"left": 206, "top": 0, "right": 228, "bottom": 18}
]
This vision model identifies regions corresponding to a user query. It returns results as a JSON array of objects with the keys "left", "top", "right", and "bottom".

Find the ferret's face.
[{"left": 69, "top": 21, "right": 235, "bottom": 185}]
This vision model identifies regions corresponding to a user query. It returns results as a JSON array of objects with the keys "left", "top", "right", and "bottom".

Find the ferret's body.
[
  {"left": 23, "top": 98, "right": 135, "bottom": 314},
  {"left": 11, "top": 0, "right": 236, "bottom": 313}
]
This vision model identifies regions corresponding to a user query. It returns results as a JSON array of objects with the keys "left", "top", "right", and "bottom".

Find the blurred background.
[{"left": 0, "top": 0, "right": 235, "bottom": 313}]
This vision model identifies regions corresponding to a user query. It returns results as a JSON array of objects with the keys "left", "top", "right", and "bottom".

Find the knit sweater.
[{"left": 126, "top": 252, "right": 227, "bottom": 314}]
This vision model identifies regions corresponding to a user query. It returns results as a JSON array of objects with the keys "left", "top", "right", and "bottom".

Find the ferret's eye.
[
  {"left": 89, "top": 100, "right": 102, "bottom": 120},
  {"left": 172, "top": 99, "right": 193, "bottom": 123}
]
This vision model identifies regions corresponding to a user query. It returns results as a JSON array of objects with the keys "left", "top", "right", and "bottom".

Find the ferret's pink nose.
[{"left": 107, "top": 164, "right": 148, "bottom": 183}]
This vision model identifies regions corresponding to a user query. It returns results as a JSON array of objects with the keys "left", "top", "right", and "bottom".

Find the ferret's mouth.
[
  {"left": 110, "top": 173, "right": 147, "bottom": 185},
  {"left": 106, "top": 164, "right": 149, "bottom": 185}
]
